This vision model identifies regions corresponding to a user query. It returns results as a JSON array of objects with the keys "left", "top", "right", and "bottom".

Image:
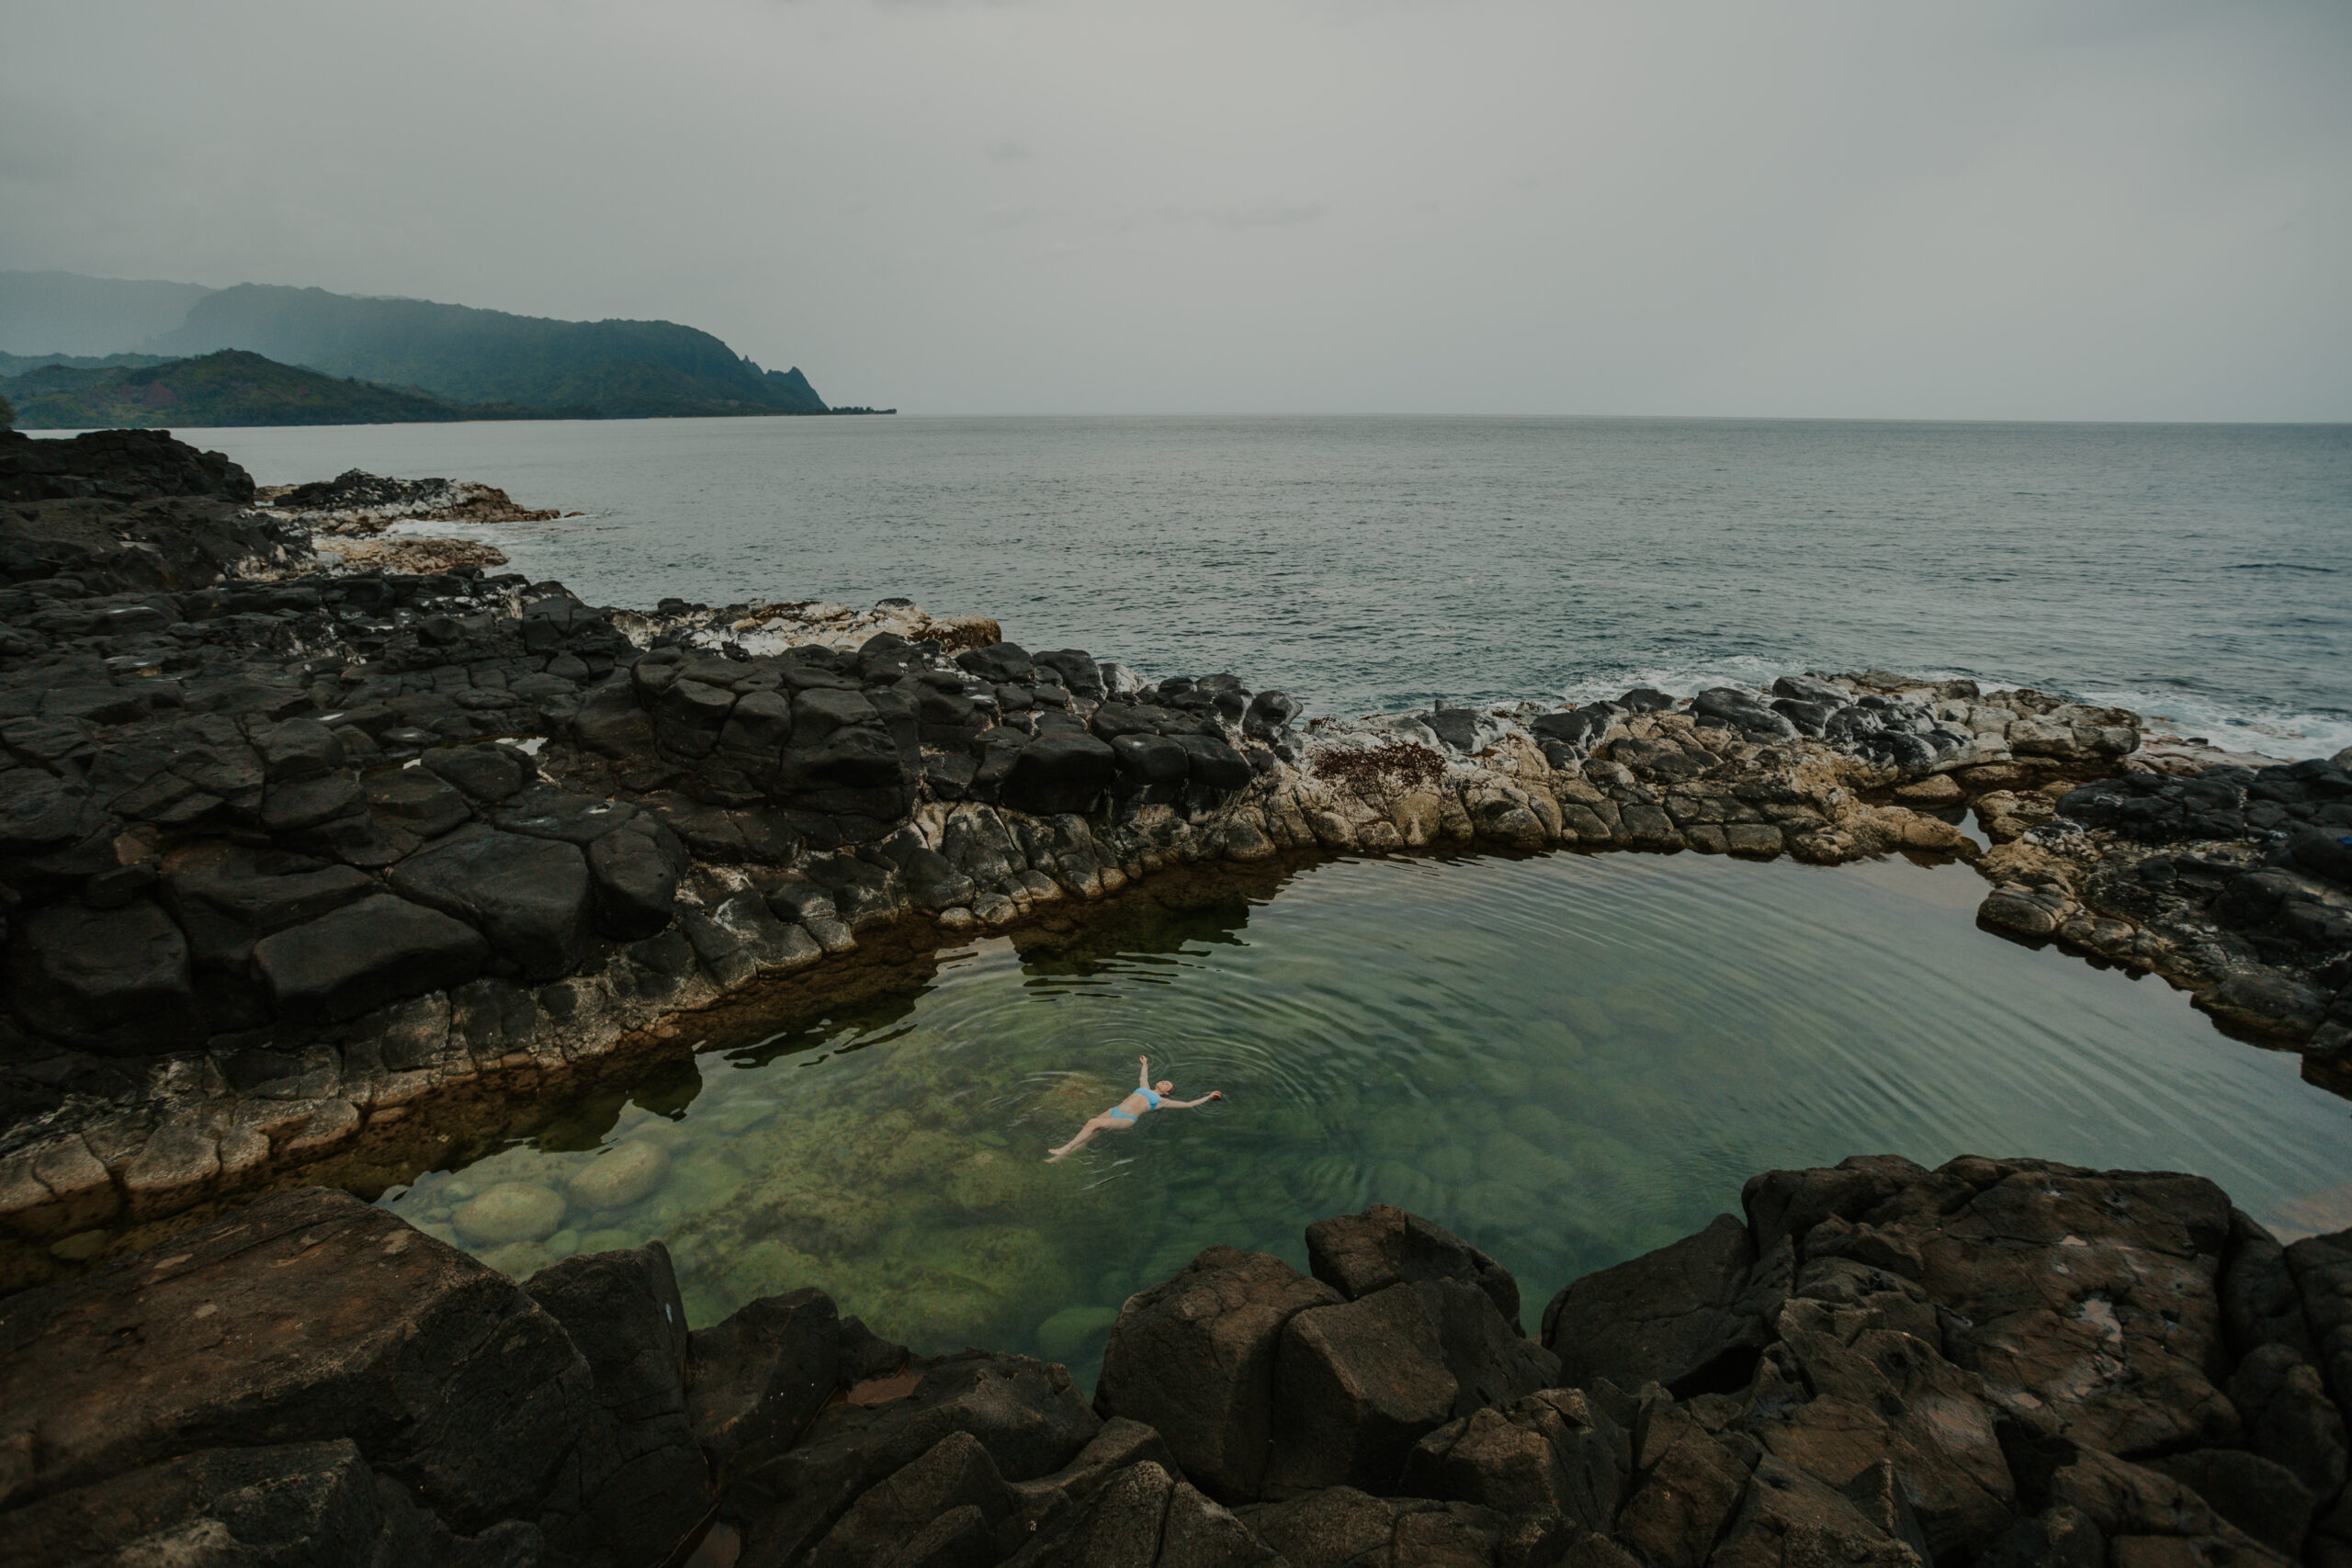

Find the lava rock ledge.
[
  {"left": 4, "top": 1154, "right": 2348, "bottom": 1568},
  {"left": 2, "top": 433, "right": 2346, "bottom": 1290}
]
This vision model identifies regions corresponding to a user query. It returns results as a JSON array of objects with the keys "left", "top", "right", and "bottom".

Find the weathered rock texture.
[
  {"left": 6, "top": 431, "right": 2344, "bottom": 1294},
  {"left": 1971, "top": 756, "right": 2352, "bottom": 1082},
  {"left": 8, "top": 1160, "right": 2348, "bottom": 1567}
]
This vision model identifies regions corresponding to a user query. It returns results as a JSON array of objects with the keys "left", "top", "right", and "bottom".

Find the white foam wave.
[
  {"left": 1545, "top": 655, "right": 2349, "bottom": 762},
  {"left": 2068, "top": 686, "right": 2352, "bottom": 763}
]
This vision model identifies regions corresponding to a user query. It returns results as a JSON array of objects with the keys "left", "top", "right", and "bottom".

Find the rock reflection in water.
[{"left": 378, "top": 850, "right": 2352, "bottom": 1391}]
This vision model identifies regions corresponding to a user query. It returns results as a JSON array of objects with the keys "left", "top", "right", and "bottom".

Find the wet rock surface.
[
  {"left": 8, "top": 1156, "right": 2348, "bottom": 1567},
  {"left": 1969, "top": 750, "right": 2352, "bottom": 1083},
  {"left": 3, "top": 426, "right": 2342, "bottom": 1299}
]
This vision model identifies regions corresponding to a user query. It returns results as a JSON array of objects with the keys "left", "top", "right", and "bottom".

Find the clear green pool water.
[{"left": 378, "top": 850, "right": 2352, "bottom": 1390}]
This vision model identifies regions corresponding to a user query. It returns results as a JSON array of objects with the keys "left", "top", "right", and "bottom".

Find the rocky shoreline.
[
  {"left": 5, "top": 428, "right": 2352, "bottom": 1565},
  {"left": 6, "top": 1155, "right": 2351, "bottom": 1566},
  {"left": 2, "top": 427, "right": 2349, "bottom": 1292}
]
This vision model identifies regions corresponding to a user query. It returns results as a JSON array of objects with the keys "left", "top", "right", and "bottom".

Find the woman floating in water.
[{"left": 1046, "top": 1055, "right": 1222, "bottom": 1162}]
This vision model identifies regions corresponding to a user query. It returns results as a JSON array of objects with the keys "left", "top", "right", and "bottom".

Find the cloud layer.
[{"left": 4, "top": 0, "right": 2346, "bottom": 419}]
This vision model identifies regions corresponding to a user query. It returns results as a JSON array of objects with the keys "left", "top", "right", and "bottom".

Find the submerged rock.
[
  {"left": 454, "top": 1181, "right": 568, "bottom": 1246},
  {"left": 567, "top": 1139, "right": 671, "bottom": 1213}
]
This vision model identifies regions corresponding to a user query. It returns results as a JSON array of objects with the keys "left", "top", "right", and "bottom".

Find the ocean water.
[
  {"left": 141, "top": 414, "right": 2352, "bottom": 758},
  {"left": 378, "top": 852, "right": 2352, "bottom": 1386}
]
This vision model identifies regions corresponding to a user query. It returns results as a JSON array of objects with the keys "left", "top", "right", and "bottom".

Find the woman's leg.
[{"left": 1048, "top": 1114, "right": 1127, "bottom": 1162}]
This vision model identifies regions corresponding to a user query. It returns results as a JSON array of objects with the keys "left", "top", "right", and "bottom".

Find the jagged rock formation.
[
  {"left": 0, "top": 425, "right": 255, "bottom": 506},
  {"left": 262, "top": 468, "right": 565, "bottom": 528},
  {"left": 0, "top": 427, "right": 305, "bottom": 595},
  {"left": 6, "top": 1160, "right": 2347, "bottom": 1566},
  {"left": 1, "top": 433, "right": 2345, "bottom": 1294},
  {"left": 249, "top": 467, "right": 570, "bottom": 574},
  {"left": 1971, "top": 761, "right": 2352, "bottom": 1074}
]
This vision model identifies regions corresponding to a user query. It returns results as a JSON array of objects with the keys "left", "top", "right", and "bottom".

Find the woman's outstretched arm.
[
  {"left": 1166, "top": 1091, "right": 1224, "bottom": 1110},
  {"left": 1138, "top": 1054, "right": 1151, "bottom": 1089}
]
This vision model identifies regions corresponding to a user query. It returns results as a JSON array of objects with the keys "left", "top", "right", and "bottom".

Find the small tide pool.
[{"left": 377, "top": 850, "right": 2352, "bottom": 1390}]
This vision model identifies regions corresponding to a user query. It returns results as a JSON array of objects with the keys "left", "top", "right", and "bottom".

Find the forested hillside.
[
  {"left": 0, "top": 349, "right": 560, "bottom": 428},
  {"left": 150, "top": 285, "right": 829, "bottom": 417}
]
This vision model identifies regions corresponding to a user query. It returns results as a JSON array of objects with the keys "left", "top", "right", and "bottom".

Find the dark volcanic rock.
[
  {"left": 1240, "top": 690, "right": 1299, "bottom": 742},
  {"left": 1004, "top": 1416, "right": 1177, "bottom": 1525},
  {"left": 2227, "top": 1343, "right": 2347, "bottom": 1505},
  {"left": 1541, "top": 1212, "right": 1765, "bottom": 1396},
  {"left": 254, "top": 892, "right": 490, "bottom": 1022},
  {"left": 0, "top": 1189, "right": 614, "bottom": 1540},
  {"left": 689, "top": 1287, "right": 842, "bottom": 1484},
  {"left": 7, "top": 1168, "right": 2347, "bottom": 1568},
  {"left": 1771, "top": 673, "right": 1850, "bottom": 707},
  {"left": 957, "top": 642, "right": 1035, "bottom": 684},
  {"left": 6, "top": 897, "right": 201, "bottom": 1049},
  {"left": 1531, "top": 706, "right": 1608, "bottom": 750},
  {"left": 1175, "top": 732, "right": 1254, "bottom": 793},
  {"left": 1238, "top": 1483, "right": 1539, "bottom": 1568},
  {"left": 0, "top": 1438, "right": 541, "bottom": 1566},
  {"left": 1297, "top": 1211, "right": 1560, "bottom": 1428},
  {"left": 1691, "top": 686, "right": 1800, "bottom": 742},
  {"left": 586, "top": 819, "right": 688, "bottom": 940},
  {"left": 1910, "top": 1161, "right": 2237, "bottom": 1456},
  {"left": 1411, "top": 1273, "right": 1562, "bottom": 1416},
  {"left": 423, "top": 743, "right": 532, "bottom": 804},
  {"left": 0, "top": 426, "right": 255, "bottom": 505},
  {"left": 2143, "top": 1447, "right": 2314, "bottom": 1556},
  {"left": 1112, "top": 731, "right": 1192, "bottom": 799},
  {"left": 1000, "top": 731, "right": 1117, "bottom": 817},
  {"left": 805, "top": 1430, "right": 1016, "bottom": 1568},
  {"left": 724, "top": 1349, "right": 1098, "bottom": 1568},
  {"left": 1398, "top": 1387, "right": 1631, "bottom": 1532},
  {"left": 367, "top": 765, "right": 473, "bottom": 838},
  {"left": 1032, "top": 649, "right": 1103, "bottom": 699},
  {"left": 1612, "top": 1395, "right": 1758, "bottom": 1567},
  {"left": 1012, "top": 1461, "right": 1275, "bottom": 1568},
  {"left": 1263, "top": 1283, "right": 1459, "bottom": 1496},
  {"left": 524, "top": 1244, "right": 712, "bottom": 1565},
  {"left": 1710, "top": 1450, "right": 1929, "bottom": 1567},
  {"left": 1422, "top": 706, "right": 1482, "bottom": 752},
  {"left": 388, "top": 829, "right": 594, "bottom": 980},
  {"left": 1095, "top": 1245, "right": 1342, "bottom": 1503},
  {"left": 2198, "top": 964, "right": 2332, "bottom": 1038},
  {"left": 1306, "top": 1201, "right": 1525, "bottom": 1331}
]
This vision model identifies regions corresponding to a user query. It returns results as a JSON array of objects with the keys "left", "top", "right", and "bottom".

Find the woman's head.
[{"left": 1156, "top": 1079, "right": 1174, "bottom": 1094}]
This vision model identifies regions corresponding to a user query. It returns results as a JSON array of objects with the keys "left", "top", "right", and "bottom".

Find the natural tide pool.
[{"left": 378, "top": 850, "right": 2352, "bottom": 1390}]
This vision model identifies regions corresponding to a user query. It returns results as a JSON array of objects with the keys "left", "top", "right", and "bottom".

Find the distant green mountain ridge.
[
  {"left": 0, "top": 351, "right": 176, "bottom": 378},
  {"left": 0, "top": 349, "right": 567, "bottom": 429},
  {"left": 149, "top": 284, "right": 831, "bottom": 418},
  {"left": 0, "top": 271, "right": 872, "bottom": 420}
]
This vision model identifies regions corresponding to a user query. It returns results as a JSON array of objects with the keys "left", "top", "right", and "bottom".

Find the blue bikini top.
[{"left": 1138, "top": 1088, "right": 1162, "bottom": 1108}]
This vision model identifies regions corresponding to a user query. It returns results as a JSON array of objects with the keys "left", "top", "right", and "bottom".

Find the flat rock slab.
[
  {"left": 0, "top": 1187, "right": 605, "bottom": 1538},
  {"left": 253, "top": 893, "right": 490, "bottom": 1023},
  {"left": 0, "top": 1438, "right": 542, "bottom": 1565},
  {"left": 388, "top": 828, "right": 593, "bottom": 980}
]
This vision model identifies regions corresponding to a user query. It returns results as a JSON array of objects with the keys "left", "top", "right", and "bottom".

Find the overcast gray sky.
[{"left": 4, "top": 0, "right": 2346, "bottom": 419}]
